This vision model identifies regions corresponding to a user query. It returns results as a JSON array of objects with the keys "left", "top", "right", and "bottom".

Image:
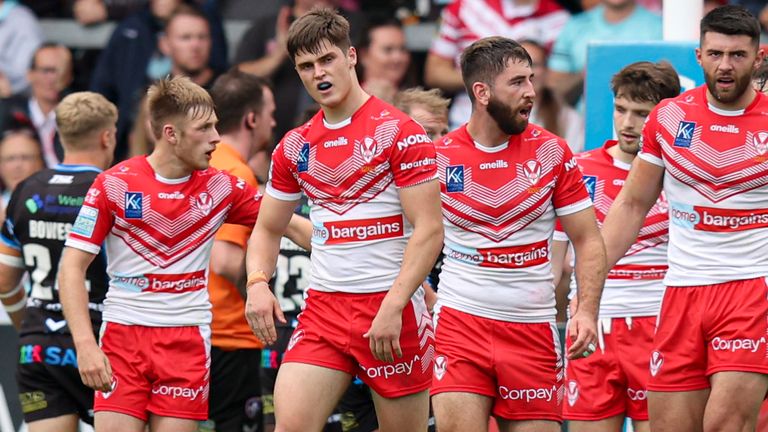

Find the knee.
[{"left": 704, "top": 405, "right": 757, "bottom": 432}]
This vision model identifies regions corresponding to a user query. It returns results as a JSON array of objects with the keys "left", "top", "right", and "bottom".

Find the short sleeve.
[
  {"left": 553, "top": 142, "right": 592, "bottom": 216},
  {"left": 224, "top": 175, "right": 262, "bottom": 227},
  {"left": 389, "top": 120, "right": 438, "bottom": 188},
  {"left": 66, "top": 175, "right": 114, "bottom": 254},
  {"left": 429, "top": 0, "right": 462, "bottom": 61},
  {"left": 638, "top": 107, "right": 664, "bottom": 167},
  {"left": 0, "top": 188, "right": 24, "bottom": 267},
  {"left": 547, "top": 19, "right": 577, "bottom": 73},
  {"left": 266, "top": 139, "right": 303, "bottom": 201}
]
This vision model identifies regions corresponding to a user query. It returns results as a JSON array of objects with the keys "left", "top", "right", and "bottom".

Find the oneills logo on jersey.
[
  {"left": 359, "top": 136, "right": 378, "bottom": 164},
  {"left": 195, "top": 192, "right": 212, "bottom": 216},
  {"left": 522, "top": 159, "right": 542, "bottom": 187}
]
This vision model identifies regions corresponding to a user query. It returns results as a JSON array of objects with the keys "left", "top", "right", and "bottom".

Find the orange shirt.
[{"left": 208, "top": 142, "right": 261, "bottom": 349}]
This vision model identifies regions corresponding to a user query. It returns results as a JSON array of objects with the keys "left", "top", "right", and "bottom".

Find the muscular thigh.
[{"left": 274, "top": 362, "right": 351, "bottom": 430}]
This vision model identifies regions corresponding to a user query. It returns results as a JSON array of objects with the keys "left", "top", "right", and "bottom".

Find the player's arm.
[
  {"left": 559, "top": 206, "right": 606, "bottom": 360},
  {"left": 284, "top": 214, "right": 312, "bottom": 251},
  {"left": 602, "top": 158, "right": 663, "bottom": 269},
  {"left": 59, "top": 246, "right": 112, "bottom": 392},
  {"left": 424, "top": 53, "right": 464, "bottom": 93},
  {"left": 550, "top": 238, "right": 569, "bottom": 288},
  {"left": 244, "top": 194, "right": 299, "bottom": 344},
  {"left": 211, "top": 239, "right": 247, "bottom": 296},
  {"left": 365, "top": 179, "right": 443, "bottom": 362},
  {"left": 0, "top": 260, "right": 26, "bottom": 330}
]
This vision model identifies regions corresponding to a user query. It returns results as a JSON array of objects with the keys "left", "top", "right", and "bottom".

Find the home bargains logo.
[
  {"left": 312, "top": 215, "right": 404, "bottom": 245},
  {"left": 670, "top": 202, "right": 768, "bottom": 232},
  {"left": 111, "top": 270, "right": 207, "bottom": 293},
  {"left": 445, "top": 240, "right": 549, "bottom": 269},
  {"left": 607, "top": 264, "right": 667, "bottom": 280}
]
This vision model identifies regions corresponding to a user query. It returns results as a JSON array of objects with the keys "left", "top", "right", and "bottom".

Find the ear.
[
  {"left": 159, "top": 34, "right": 170, "bottom": 56},
  {"left": 100, "top": 128, "right": 112, "bottom": 148},
  {"left": 162, "top": 124, "right": 177, "bottom": 144},
  {"left": 695, "top": 47, "right": 702, "bottom": 66},
  {"left": 348, "top": 46, "right": 357, "bottom": 68},
  {"left": 472, "top": 81, "right": 490, "bottom": 106},
  {"left": 245, "top": 112, "right": 257, "bottom": 130}
]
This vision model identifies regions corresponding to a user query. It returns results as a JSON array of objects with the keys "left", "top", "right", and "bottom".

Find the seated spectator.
[
  {"left": 160, "top": 4, "right": 218, "bottom": 88},
  {"left": 90, "top": 0, "right": 227, "bottom": 161},
  {"left": 547, "top": 0, "right": 662, "bottom": 108},
  {"left": 424, "top": 0, "right": 570, "bottom": 129},
  {"left": 0, "top": 43, "right": 73, "bottom": 167},
  {"left": 754, "top": 56, "right": 767, "bottom": 95},
  {"left": 0, "top": 124, "right": 44, "bottom": 219},
  {"left": 358, "top": 17, "right": 411, "bottom": 103},
  {"left": 235, "top": 0, "right": 364, "bottom": 142},
  {"left": 72, "top": 0, "right": 147, "bottom": 26},
  {"left": 522, "top": 39, "right": 584, "bottom": 152},
  {"left": 0, "top": 0, "right": 43, "bottom": 98}
]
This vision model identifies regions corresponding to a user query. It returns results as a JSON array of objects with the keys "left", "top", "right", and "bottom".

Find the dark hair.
[
  {"left": 287, "top": 8, "right": 351, "bottom": 61},
  {"left": 29, "top": 42, "right": 69, "bottom": 70},
  {"left": 700, "top": 5, "right": 760, "bottom": 46},
  {"left": 359, "top": 15, "right": 403, "bottom": 50},
  {"left": 754, "top": 57, "right": 768, "bottom": 92},
  {"left": 210, "top": 68, "right": 270, "bottom": 134},
  {"left": 460, "top": 36, "right": 532, "bottom": 103},
  {"left": 611, "top": 61, "right": 681, "bottom": 104}
]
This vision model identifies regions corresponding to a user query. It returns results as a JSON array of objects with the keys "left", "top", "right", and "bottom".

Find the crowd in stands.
[{"left": 0, "top": 0, "right": 767, "bottom": 315}]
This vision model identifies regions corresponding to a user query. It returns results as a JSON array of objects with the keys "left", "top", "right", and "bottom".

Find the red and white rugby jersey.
[
  {"left": 268, "top": 96, "right": 437, "bottom": 293},
  {"left": 65, "top": 156, "right": 262, "bottom": 326},
  {"left": 435, "top": 123, "right": 591, "bottom": 322},
  {"left": 553, "top": 141, "right": 668, "bottom": 318},
  {"left": 639, "top": 86, "right": 768, "bottom": 286},
  {"left": 430, "top": 0, "right": 569, "bottom": 63}
]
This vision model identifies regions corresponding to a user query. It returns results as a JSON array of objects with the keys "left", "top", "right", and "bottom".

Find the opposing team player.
[
  {"left": 58, "top": 76, "right": 263, "bottom": 432},
  {"left": 601, "top": 6, "right": 768, "bottom": 431},
  {"left": 551, "top": 61, "right": 680, "bottom": 432},
  {"left": 430, "top": 36, "right": 606, "bottom": 432},
  {"left": 244, "top": 8, "right": 443, "bottom": 432},
  {"left": 0, "top": 92, "right": 116, "bottom": 432}
]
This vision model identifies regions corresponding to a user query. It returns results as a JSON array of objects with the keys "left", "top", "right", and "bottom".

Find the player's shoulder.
[
  {"left": 655, "top": 86, "right": 703, "bottom": 114},
  {"left": 102, "top": 156, "right": 147, "bottom": 179},
  {"left": 525, "top": 122, "right": 566, "bottom": 147},
  {"left": 361, "top": 96, "right": 417, "bottom": 128}
]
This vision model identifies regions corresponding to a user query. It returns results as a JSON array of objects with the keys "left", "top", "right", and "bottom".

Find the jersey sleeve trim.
[
  {"left": 0, "top": 233, "right": 20, "bottom": 250},
  {"left": 65, "top": 238, "right": 101, "bottom": 255},
  {"left": 555, "top": 198, "right": 592, "bottom": 217},
  {"left": 552, "top": 230, "right": 569, "bottom": 242},
  {"left": 266, "top": 183, "right": 302, "bottom": 202},
  {"left": 638, "top": 152, "right": 664, "bottom": 167},
  {"left": 395, "top": 173, "right": 439, "bottom": 189}
]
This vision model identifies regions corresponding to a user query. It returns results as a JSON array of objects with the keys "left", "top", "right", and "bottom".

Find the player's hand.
[
  {"left": 245, "top": 281, "right": 286, "bottom": 345},
  {"left": 364, "top": 301, "right": 403, "bottom": 363},
  {"left": 76, "top": 341, "right": 113, "bottom": 392},
  {"left": 567, "top": 310, "right": 598, "bottom": 360}
]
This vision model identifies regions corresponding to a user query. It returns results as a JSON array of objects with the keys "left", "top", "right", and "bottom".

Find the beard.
[
  {"left": 617, "top": 138, "right": 640, "bottom": 156},
  {"left": 704, "top": 69, "right": 753, "bottom": 105},
  {"left": 487, "top": 95, "right": 528, "bottom": 135}
]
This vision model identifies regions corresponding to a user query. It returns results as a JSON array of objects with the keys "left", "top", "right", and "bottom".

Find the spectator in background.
[
  {"left": 90, "top": 0, "right": 227, "bottom": 161},
  {"left": 358, "top": 17, "right": 411, "bottom": 103},
  {"left": 547, "top": 0, "right": 662, "bottom": 108},
  {"left": 754, "top": 56, "right": 768, "bottom": 94},
  {"left": 425, "top": 0, "right": 570, "bottom": 130},
  {"left": 0, "top": 43, "right": 73, "bottom": 167},
  {"left": 0, "top": 126, "right": 44, "bottom": 221},
  {"left": 161, "top": 5, "right": 218, "bottom": 89},
  {"left": 234, "top": 0, "right": 365, "bottom": 143},
  {"left": 73, "top": 0, "right": 147, "bottom": 25},
  {"left": 522, "top": 39, "right": 584, "bottom": 152},
  {"left": 0, "top": 0, "right": 43, "bottom": 98},
  {"left": 394, "top": 87, "right": 450, "bottom": 142}
]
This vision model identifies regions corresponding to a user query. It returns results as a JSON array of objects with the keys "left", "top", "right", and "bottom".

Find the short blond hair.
[
  {"left": 394, "top": 87, "right": 450, "bottom": 119},
  {"left": 55, "top": 92, "right": 117, "bottom": 149},
  {"left": 146, "top": 76, "right": 214, "bottom": 139}
]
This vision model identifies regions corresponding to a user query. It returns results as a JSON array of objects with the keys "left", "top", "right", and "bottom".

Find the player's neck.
[
  {"left": 61, "top": 152, "right": 108, "bottom": 170},
  {"left": 467, "top": 112, "right": 511, "bottom": 149},
  {"left": 146, "top": 147, "right": 193, "bottom": 180},
  {"left": 321, "top": 85, "right": 370, "bottom": 124},
  {"left": 606, "top": 141, "right": 635, "bottom": 165},
  {"left": 706, "top": 86, "right": 757, "bottom": 112}
]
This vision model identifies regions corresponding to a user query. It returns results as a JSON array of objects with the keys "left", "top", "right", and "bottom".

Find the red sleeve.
[
  {"left": 66, "top": 175, "right": 114, "bottom": 254},
  {"left": 266, "top": 138, "right": 302, "bottom": 201},
  {"left": 389, "top": 119, "right": 437, "bottom": 188},
  {"left": 224, "top": 174, "right": 262, "bottom": 227},
  {"left": 553, "top": 141, "right": 591, "bottom": 216},
  {"left": 638, "top": 106, "right": 664, "bottom": 167}
]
